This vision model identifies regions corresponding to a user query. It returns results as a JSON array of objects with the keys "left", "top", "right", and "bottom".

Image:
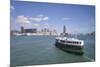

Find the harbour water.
[{"left": 10, "top": 35, "right": 95, "bottom": 66}]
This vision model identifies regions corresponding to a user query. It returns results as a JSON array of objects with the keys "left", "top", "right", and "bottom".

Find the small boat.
[{"left": 55, "top": 37, "right": 84, "bottom": 55}]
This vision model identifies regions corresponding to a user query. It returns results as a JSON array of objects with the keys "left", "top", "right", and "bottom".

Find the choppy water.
[{"left": 10, "top": 35, "right": 95, "bottom": 67}]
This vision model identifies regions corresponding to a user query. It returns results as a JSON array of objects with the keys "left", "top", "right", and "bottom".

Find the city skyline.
[{"left": 11, "top": 1, "right": 95, "bottom": 34}]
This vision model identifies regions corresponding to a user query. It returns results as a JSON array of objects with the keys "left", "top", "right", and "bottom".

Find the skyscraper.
[
  {"left": 63, "top": 25, "right": 66, "bottom": 33},
  {"left": 21, "top": 26, "right": 24, "bottom": 33}
]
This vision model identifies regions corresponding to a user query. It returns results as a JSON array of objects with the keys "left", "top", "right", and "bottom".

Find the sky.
[{"left": 10, "top": 1, "right": 95, "bottom": 34}]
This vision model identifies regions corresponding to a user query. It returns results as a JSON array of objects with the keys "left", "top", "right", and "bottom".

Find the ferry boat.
[
  {"left": 55, "top": 25, "right": 84, "bottom": 55},
  {"left": 55, "top": 37, "right": 84, "bottom": 55}
]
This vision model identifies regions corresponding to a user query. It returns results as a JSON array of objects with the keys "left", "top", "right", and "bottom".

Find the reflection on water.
[{"left": 10, "top": 35, "right": 95, "bottom": 66}]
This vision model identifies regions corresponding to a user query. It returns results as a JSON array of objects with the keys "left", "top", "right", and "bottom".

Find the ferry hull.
[{"left": 55, "top": 42, "right": 84, "bottom": 55}]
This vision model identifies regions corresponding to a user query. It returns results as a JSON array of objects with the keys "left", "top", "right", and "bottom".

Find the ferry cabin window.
[
  {"left": 67, "top": 41, "right": 81, "bottom": 44},
  {"left": 61, "top": 40, "right": 66, "bottom": 43}
]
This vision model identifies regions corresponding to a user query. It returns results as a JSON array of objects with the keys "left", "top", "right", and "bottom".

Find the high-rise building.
[
  {"left": 61, "top": 25, "right": 68, "bottom": 36},
  {"left": 21, "top": 26, "right": 24, "bottom": 33},
  {"left": 24, "top": 29, "right": 37, "bottom": 33},
  {"left": 63, "top": 25, "right": 66, "bottom": 33},
  {"left": 20, "top": 26, "right": 37, "bottom": 33}
]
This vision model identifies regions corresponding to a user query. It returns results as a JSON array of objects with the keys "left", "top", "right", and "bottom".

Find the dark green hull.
[{"left": 55, "top": 42, "right": 84, "bottom": 55}]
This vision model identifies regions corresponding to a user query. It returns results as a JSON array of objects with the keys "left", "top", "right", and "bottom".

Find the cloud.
[
  {"left": 11, "top": 6, "right": 15, "bottom": 10},
  {"left": 62, "top": 18, "right": 70, "bottom": 20},
  {"left": 33, "top": 24, "right": 39, "bottom": 27},
  {"left": 43, "top": 17, "right": 48, "bottom": 20},
  {"left": 16, "top": 15, "right": 31, "bottom": 24},
  {"left": 29, "top": 16, "right": 48, "bottom": 22},
  {"left": 38, "top": 14, "right": 44, "bottom": 17},
  {"left": 29, "top": 17, "right": 43, "bottom": 22},
  {"left": 16, "top": 14, "right": 48, "bottom": 26}
]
